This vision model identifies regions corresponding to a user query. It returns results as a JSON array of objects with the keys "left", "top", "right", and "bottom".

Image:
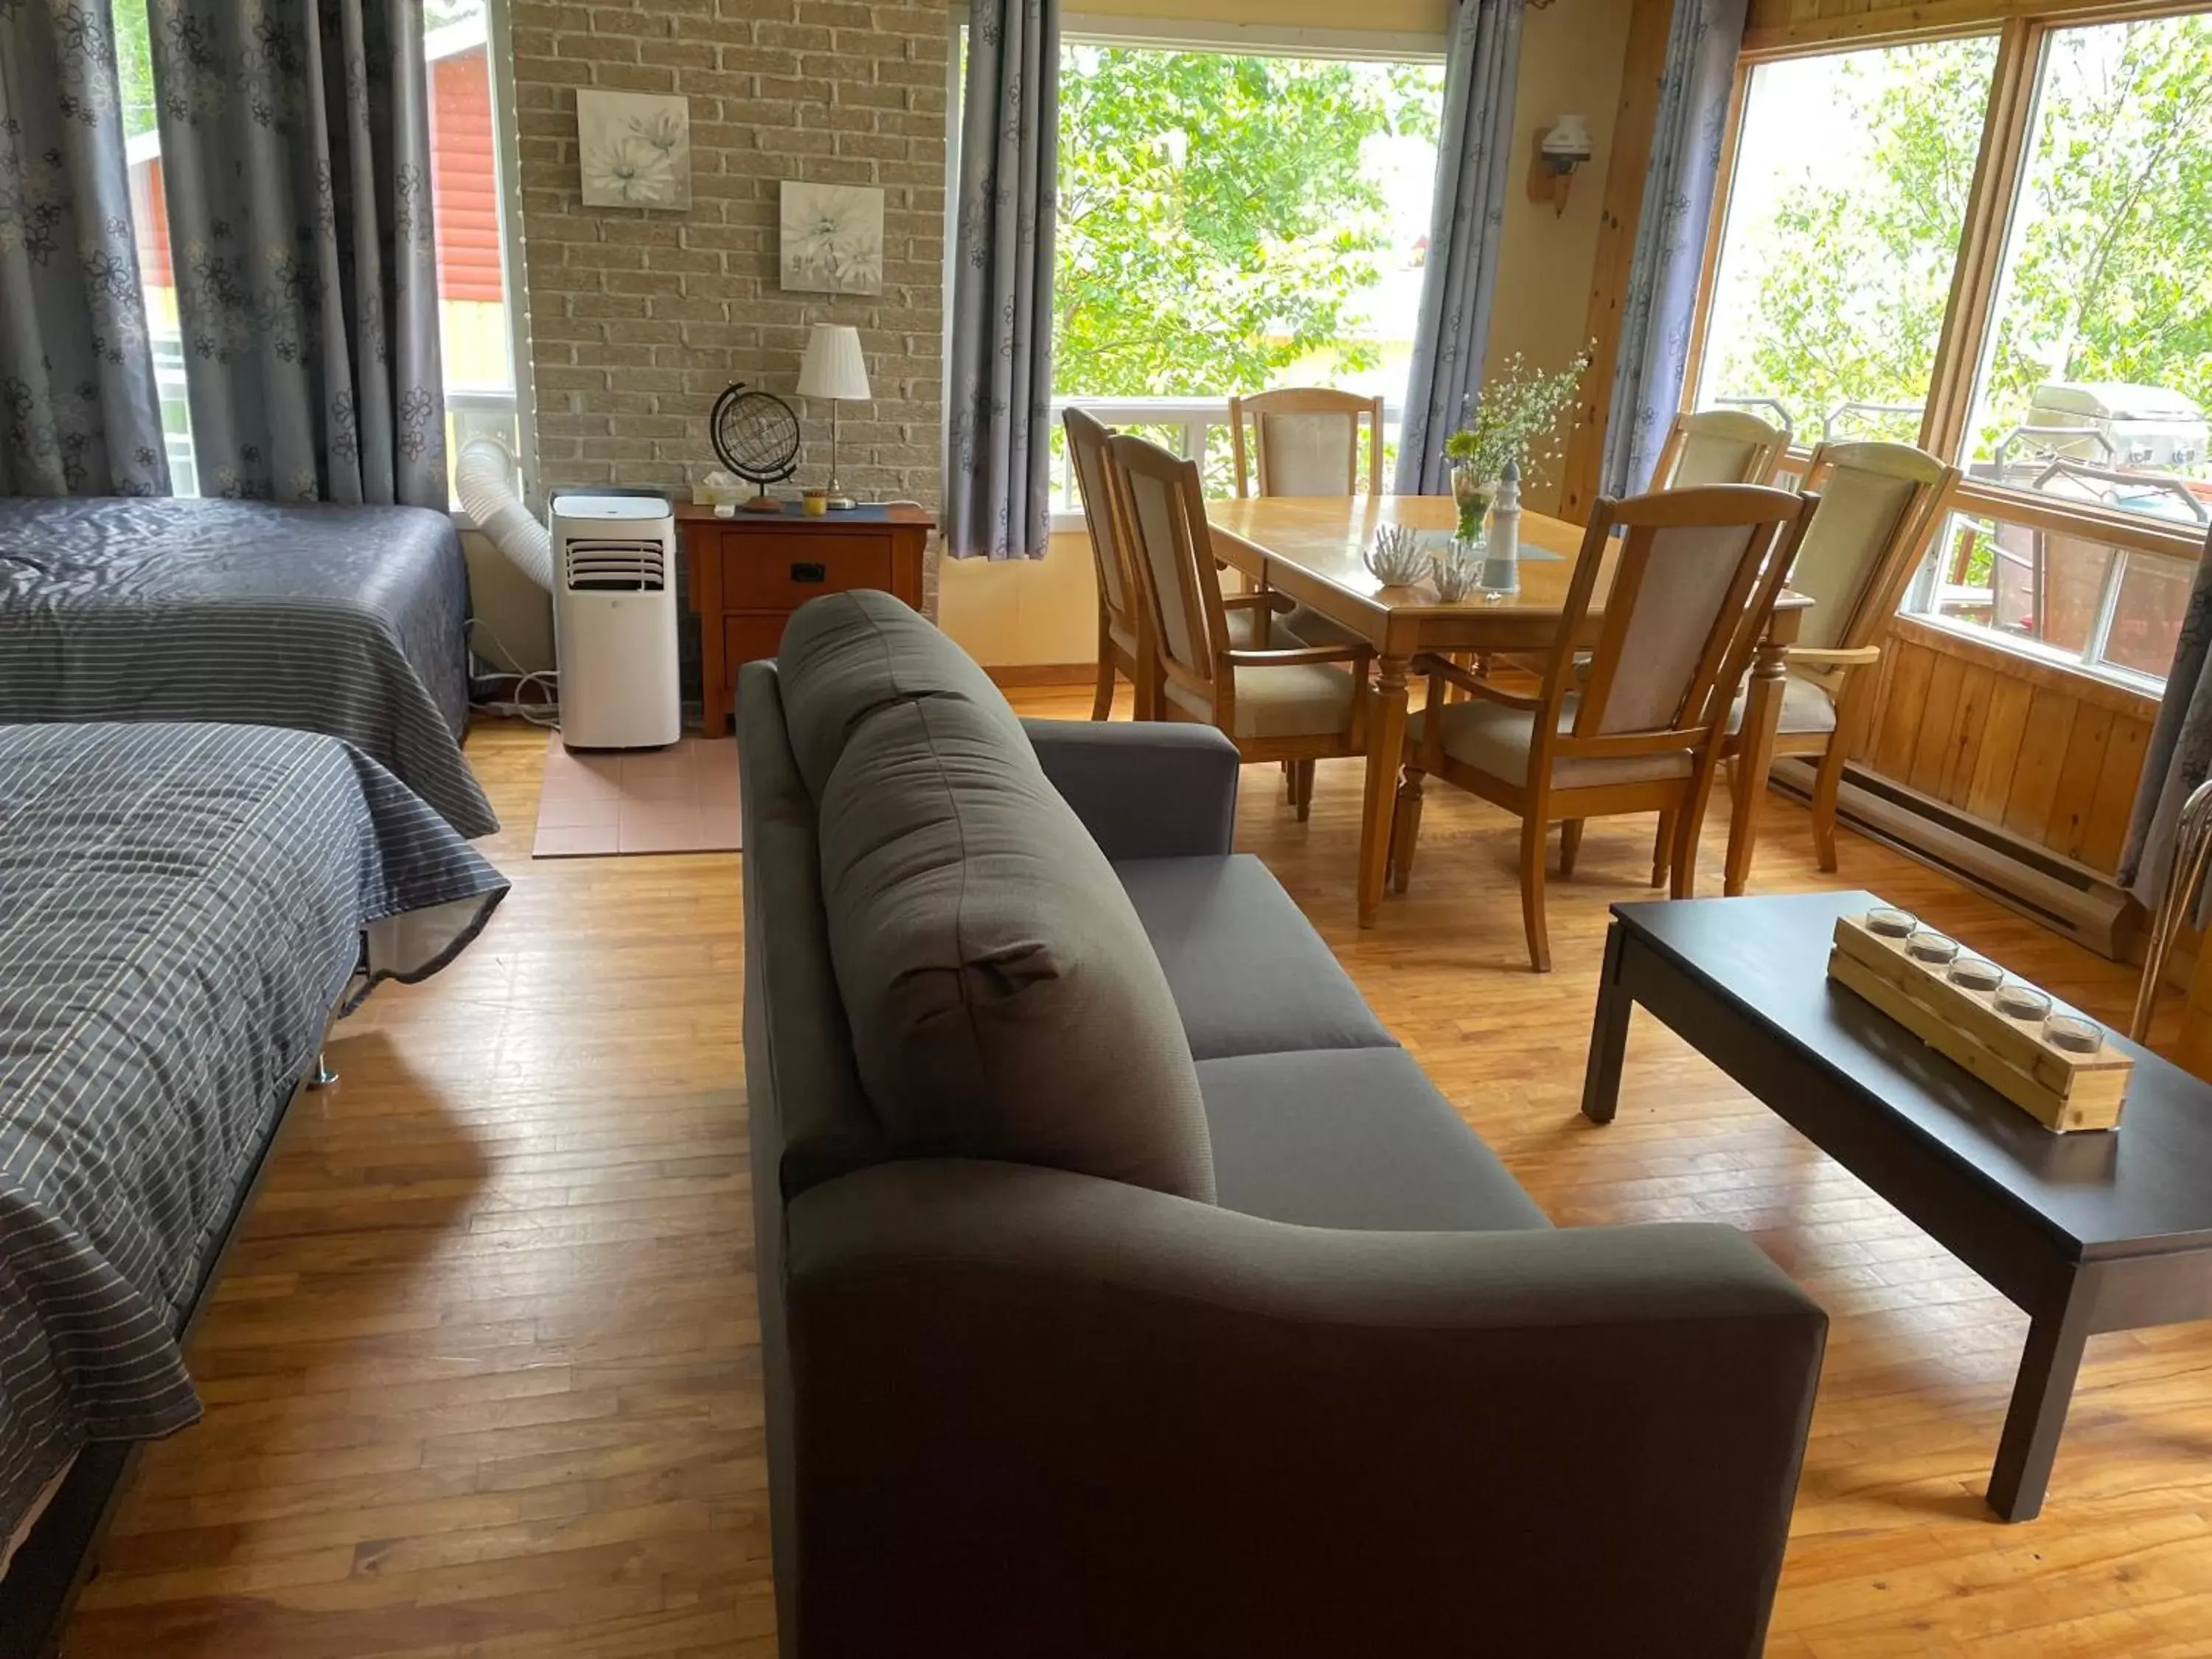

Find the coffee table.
[{"left": 1581, "top": 890, "right": 2212, "bottom": 1522}]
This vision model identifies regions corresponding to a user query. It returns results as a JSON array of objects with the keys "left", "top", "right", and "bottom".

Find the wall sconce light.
[{"left": 1527, "top": 114, "right": 1593, "bottom": 216}]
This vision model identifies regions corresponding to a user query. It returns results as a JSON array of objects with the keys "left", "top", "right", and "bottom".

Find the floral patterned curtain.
[
  {"left": 2121, "top": 525, "right": 2212, "bottom": 924},
  {"left": 945, "top": 0, "right": 1059, "bottom": 560},
  {"left": 147, "top": 0, "right": 444, "bottom": 504},
  {"left": 1395, "top": 0, "right": 1523, "bottom": 496},
  {"left": 1599, "top": 0, "right": 1747, "bottom": 497},
  {"left": 0, "top": 0, "right": 172, "bottom": 497}
]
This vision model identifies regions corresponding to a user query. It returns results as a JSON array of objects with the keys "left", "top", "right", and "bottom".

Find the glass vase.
[{"left": 1450, "top": 465, "right": 1493, "bottom": 542}]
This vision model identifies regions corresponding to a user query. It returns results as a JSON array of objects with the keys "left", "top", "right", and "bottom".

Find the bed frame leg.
[{"left": 310, "top": 1052, "right": 338, "bottom": 1089}]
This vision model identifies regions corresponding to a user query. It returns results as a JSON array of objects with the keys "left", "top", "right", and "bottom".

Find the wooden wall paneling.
[
  {"left": 1999, "top": 686, "right": 2078, "bottom": 840},
  {"left": 1940, "top": 661, "right": 1997, "bottom": 803},
  {"left": 1871, "top": 642, "right": 1935, "bottom": 779},
  {"left": 1905, "top": 651, "right": 1968, "bottom": 797},
  {"left": 2042, "top": 704, "right": 2115, "bottom": 862},
  {"left": 1964, "top": 673, "right": 2034, "bottom": 821},
  {"left": 2079, "top": 714, "right": 2150, "bottom": 872},
  {"left": 1557, "top": 0, "right": 1676, "bottom": 523},
  {"left": 1744, "top": 0, "right": 2185, "bottom": 53}
]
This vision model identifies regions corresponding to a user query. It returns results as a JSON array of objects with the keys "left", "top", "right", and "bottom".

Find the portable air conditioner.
[{"left": 549, "top": 487, "right": 681, "bottom": 750}]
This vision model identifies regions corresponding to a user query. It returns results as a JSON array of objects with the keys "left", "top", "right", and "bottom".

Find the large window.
[
  {"left": 108, "top": 0, "right": 524, "bottom": 503},
  {"left": 1685, "top": 7, "right": 2212, "bottom": 692}
]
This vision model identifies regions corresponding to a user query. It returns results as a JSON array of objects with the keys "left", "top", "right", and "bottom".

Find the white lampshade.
[{"left": 797, "top": 323, "right": 872, "bottom": 402}]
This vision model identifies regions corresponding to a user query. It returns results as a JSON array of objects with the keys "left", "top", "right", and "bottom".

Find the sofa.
[{"left": 738, "top": 591, "right": 1826, "bottom": 1659}]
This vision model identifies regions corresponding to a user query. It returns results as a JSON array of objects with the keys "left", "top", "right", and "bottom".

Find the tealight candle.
[
  {"left": 2044, "top": 1014, "right": 2104, "bottom": 1055},
  {"left": 1905, "top": 929, "right": 1959, "bottom": 965},
  {"left": 1947, "top": 957, "right": 2004, "bottom": 994},
  {"left": 1866, "top": 907, "right": 1918, "bottom": 939},
  {"left": 1994, "top": 984, "right": 2053, "bottom": 1022}
]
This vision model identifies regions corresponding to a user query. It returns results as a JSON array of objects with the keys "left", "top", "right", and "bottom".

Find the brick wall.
[{"left": 508, "top": 0, "right": 948, "bottom": 512}]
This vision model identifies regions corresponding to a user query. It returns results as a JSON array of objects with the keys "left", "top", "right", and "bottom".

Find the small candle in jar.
[
  {"left": 1994, "top": 984, "right": 2053, "bottom": 1023},
  {"left": 2043, "top": 1014, "right": 2104, "bottom": 1055},
  {"left": 1905, "top": 929, "right": 1960, "bottom": 965},
  {"left": 1947, "top": 957, "right": 2004, "bottom": 994},
  {"left": 1866, "top": 907, "right": 1918, "bottom": 939}
]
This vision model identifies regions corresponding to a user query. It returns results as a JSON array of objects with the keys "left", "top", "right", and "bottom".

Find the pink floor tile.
[{"left": 533, "top": 733, "right": 742, "bottom": 859}]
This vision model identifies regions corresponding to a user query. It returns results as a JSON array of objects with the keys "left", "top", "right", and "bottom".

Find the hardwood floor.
[{"left": 57, "top": 696, "right": 2212, "bottom": 1658}]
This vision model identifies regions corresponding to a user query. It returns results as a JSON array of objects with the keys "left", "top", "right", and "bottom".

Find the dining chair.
[
  {"left": 1110, "top": 432, "right": 1374, "bottom": 819},
  {"left": 1722, "top": 439, "right": 1956, "bottom": 872},
  {"left": 2132, "top": 779, "right": 2212, "bottom": 1044},
  {"left": 1063, "top": 406, "right": 1158, "bottom": 720},
  {"left": 1390, "top": 485, "right": 1816, "bottom": 971},
  {"left": 1652, "top": 409, "right": 1792, "bottom": 490},
  {"left": 1228, "top": 388, "right": 1387, "bottom": 499}
]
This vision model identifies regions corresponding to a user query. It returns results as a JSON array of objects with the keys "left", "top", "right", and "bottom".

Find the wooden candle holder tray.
[{"left": 1826, "top": 913, "right": 2130, "bottom": 1133}]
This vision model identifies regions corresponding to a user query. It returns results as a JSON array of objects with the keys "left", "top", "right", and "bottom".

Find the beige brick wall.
[{"left": 509, "top": 0, "right": 948, "bottom": 510}]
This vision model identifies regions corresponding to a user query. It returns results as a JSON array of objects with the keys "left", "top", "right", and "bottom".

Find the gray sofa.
[{"left": 739, "top": 591, "right": 1826, "bottom": 1659}]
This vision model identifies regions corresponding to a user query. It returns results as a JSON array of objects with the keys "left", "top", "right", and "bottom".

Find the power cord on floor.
[{"left": 466, "top": 615, "right": 561, "bottom": 728}]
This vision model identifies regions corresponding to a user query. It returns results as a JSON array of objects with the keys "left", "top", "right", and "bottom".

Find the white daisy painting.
[
  {"left": 577, "top": 91, "right": 692, "bottom": 211},
  {"left": 780, "top": 181, "right": 885, "bottom": 295}
]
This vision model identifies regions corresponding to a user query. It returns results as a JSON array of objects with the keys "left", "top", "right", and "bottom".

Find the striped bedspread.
[
  {"left": 0, "top": 496, "right": 498, "bottom": 837},
  {"left": 0, "top": 723, "right": 508, "bottom": 1545}
]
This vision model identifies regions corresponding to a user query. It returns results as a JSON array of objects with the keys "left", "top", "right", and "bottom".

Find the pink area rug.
[{"left": 532, "top": 732, "right": 741, "bottom": 858}]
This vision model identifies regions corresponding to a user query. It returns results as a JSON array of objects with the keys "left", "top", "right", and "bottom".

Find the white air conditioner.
[{"left": 549, "top": 488, "right": 681, "bottom": 750}]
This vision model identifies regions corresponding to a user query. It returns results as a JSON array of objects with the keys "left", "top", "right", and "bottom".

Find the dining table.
[{"left": 1204, "top": 494, "right": 1810, "bottom": 928}]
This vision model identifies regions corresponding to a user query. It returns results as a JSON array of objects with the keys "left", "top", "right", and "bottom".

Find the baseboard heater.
[{"left": 1767, "top": 758, "right": 2133, "bottom": 961}]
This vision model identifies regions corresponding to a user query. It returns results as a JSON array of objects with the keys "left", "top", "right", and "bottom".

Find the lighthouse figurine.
[{"left": 1481, "top": 460, "right": 1523, "bottom": 595}]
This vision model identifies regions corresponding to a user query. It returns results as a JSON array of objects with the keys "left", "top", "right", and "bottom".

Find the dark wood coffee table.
[{"left": 1582, "top": 890, "right": 2212, "bottom": 1522}]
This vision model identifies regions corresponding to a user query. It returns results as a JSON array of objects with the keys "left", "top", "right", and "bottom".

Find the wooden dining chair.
[
  {"left": 1391, "top": 485, "right": 1816, "bottom": 971},
  {"left": 2132, "top": 779, "right": 2212, "bottom": 1043},
  {"left": 1653, "top": 409, "right": 1791, "bottom": 489},
  {"left": 1722, "top": 439, "right": 1956, "bottom": 872},
  {"left": 1110, "top": 432, "right": 1374, "bottom": 819},
  {"left": 1063, "top": 406, "right": 1157, "bottom": 720},
  {"left": 1228, "top": 388, "right": 1387, "bottom": 499}
]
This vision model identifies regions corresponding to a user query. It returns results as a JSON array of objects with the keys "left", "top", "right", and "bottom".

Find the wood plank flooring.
[{"left": 55, "top": 697, "right": 2212, "bottom": 1658}]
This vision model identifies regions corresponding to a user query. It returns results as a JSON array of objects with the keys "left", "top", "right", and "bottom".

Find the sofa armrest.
[
  {"left": 782, "top": 1159, "right": 1825, "bottom": 1659},
  {"left": 1021, "top": 718, "right": 1240, "bottom": 860}
]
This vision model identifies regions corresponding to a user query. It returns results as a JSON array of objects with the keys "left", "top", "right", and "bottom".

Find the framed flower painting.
[
  {"left": 577, "top": 91, "right": 692, "bottom": 211},
  {"left": 779, "top": 181, "right": 885, "bottom": 296}
]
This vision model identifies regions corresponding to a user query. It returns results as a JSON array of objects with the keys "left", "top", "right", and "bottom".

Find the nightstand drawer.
[
  {"left": 724, "top": 613, "right": 792, "bottom": 672},
  {"left": 719, "top": 532, "right": 893, "bottom": 610}
]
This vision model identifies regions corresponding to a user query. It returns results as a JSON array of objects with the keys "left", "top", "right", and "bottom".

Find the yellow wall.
[{"left": 939, "top": 531, "right": 1106, "bottom": 669}]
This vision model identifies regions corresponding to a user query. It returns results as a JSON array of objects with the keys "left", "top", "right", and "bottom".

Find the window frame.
[{"left": 1677, "top": 1, "right": 2212, "bottom": 692}]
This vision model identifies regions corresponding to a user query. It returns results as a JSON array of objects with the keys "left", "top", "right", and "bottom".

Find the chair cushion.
[
  {"left": 1727, "top": 672, "right": 1837, "bottom": 737},
  {"left": 813, "top": 649, "right": 1217, "bottom": 1203},
  {"left": 1164, "top": 660, "right": 1359, "bottom": 739},
  {"left": 1198, "top": 1048, "right": 1551, "bottom": 1232},
  {"left": 1117, "top": 855, "right": 1395, "bottom": 1061},
  {"left": 1411, "top": 696, "right": 1692, "bottom": 789},
  {"left": 777, "top": 590, "right": 1029, "bottom": 800}
]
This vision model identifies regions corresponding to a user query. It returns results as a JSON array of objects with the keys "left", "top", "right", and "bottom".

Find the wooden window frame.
[{"left": 1675, "top": 0, "right": 2211, "bottom": 698}]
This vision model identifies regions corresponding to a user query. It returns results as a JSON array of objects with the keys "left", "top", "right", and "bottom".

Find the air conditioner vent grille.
[{"left": 563, "top": 538, "right": 667, "bottom": 592}]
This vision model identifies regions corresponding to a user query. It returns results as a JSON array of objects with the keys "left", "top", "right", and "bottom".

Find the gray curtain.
[
  {"left": 2120, "top": 526, "right": 2212, "bottom": 919},
  {"left": 148, "top": 0, "right": 444, "bottom": 504},
  {"left": 0, "top": 0, "right": 171, "bottom": 496},
  {"left": 1395, "top": 0, "right": 1523, "bottom": 496},
  {"left": 946, "top": 0, "right": 1058, "bottom": 560},
  {"left": 1599, "top": 0, "right": 1747, "bottom": 498}
]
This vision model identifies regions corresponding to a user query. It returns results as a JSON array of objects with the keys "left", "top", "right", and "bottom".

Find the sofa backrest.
[{"left": 759, "top": 591, "right": 1216, "bottom": 1203}]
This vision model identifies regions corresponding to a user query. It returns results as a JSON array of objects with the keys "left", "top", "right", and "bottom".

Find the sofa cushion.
[
  {"left": 1118, "top": 855, "right": 1394, "bottom": 1060},
  {"left": 817, "top": 690, "right": 1217, "bottom": 1203},
  {"left": 1197, "top": 1048, "right": 1549, "bottom": 1231},
  {"left": 778, "top": 590, "right": 1030, "bottom": 801}
]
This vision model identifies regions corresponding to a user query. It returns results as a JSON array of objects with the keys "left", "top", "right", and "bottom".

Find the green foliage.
[
  {"left": 1054, "top": 46, "right": 1441, "bottom": 398},
  {"left": 109, "top": 0, "right": 157, "bottom": 140},
  {"left": 1444, "top": 347, "right": 1593, "bottom": 484}
]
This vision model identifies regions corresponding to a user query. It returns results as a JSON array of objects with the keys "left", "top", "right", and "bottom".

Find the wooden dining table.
[{"left": 1205, "top": 494, "right": 1809, "bottom": 928}]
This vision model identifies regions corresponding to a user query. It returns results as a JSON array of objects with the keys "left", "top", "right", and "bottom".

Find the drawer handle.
[{"left": 790, "top": 560, "right": 827, "bottom": 583}]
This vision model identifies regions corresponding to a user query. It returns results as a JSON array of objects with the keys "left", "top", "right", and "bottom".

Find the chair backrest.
[
  {"left": 1109, "top": 433, "right": 1233, "bottom": 716},
  {"left": 1790, "top": 440, "right": 1955, "bottom": 651},
  {"left": 1228, "top": 389, "right": 1386, "bottom": 498},
  {"left": 1062, "top": 406, "right": 1143, "bottom": 639},
  {"left": 1535, "top": 485, "right": 1815, "bottom": 773},
  {"left": 1656, "top": 410, "right": 1791, "bottom": 490}
]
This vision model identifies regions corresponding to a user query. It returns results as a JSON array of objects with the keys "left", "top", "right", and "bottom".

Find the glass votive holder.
[
  {"left": 2044, "top": 1014, "right": 2104, "bottom": 1055},
  {"left": 1947, "top": 957, "right": 2004, "bottom": 994},
  {"left": 1905, "top": 929, "right": 1960, "bottom": 966},
  {"left": 1994, "top": 984, "right": 2053, "bottom": 1023},
  {"left": 1866, "top": 907, "right": 1918, "bottom": 939}
]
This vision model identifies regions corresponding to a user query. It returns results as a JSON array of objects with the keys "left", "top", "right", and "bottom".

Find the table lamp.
[{"left": 797, "top": 323, "right": 871, "bottom": 510}]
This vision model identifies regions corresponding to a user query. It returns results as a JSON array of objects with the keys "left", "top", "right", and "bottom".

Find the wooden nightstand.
[{"left": 680, "top": 501, "right": 933, "bottom": 734}]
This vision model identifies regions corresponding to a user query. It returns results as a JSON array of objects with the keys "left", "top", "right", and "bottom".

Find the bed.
[
  {"left": 0, "top": 722, "right": 509, "bottom": 1647},
  {"left": 0, "top": 496, "right": 499, "bottom": 838}
]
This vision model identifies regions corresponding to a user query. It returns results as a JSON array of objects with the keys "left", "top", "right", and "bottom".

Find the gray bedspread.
[
  {"left": 0, "top": 497, "right": 498, "bottom": 837},
  {"left": 0, "top": 723, "right": 509, "bottom": 1545}
]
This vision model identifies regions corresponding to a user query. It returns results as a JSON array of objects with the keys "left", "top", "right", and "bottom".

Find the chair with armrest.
[
  {"left": 1723, "top": 439, "right": 1955, "bottom": 873},
  {"left": 1228, "top": 386, "right": 1388, "bottom": 498},
  {"left": 1063, "top": 406, "right": 1155, "bottom": 720},
  {"left": 1391, "top": 485, "right": 1816, "bottom": 970},
  {"left": 1112, "top": 431, "right": 1373, "bottom": 819},
  {"left": 1654, "top": 408, "right": 1792, "bottom": 489}
]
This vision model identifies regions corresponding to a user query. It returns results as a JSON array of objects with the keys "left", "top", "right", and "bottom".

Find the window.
[
  {"left": 1683, "top": 10, "right": 2212, "bottom": 692},
  {"left": 106, "top": 0, "right": 525, "bottom": 504},
  {"left": 1693, "top": 39, "right": 1997, "bottom": 447}
]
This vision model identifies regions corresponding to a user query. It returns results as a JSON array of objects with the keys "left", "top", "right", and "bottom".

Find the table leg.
[
  {"left": 1727, "top": 634, "right": 1789, "bottom": 897},
  {"left": 1987, "top": 1279, "right": 2096, "bottom": 1522},
  {"left": 1581, "top": 921, "right": 1632, "bottom": 1124},
  {"left": 1357, "top": 653, "right": 1411, "bottom": 928}
]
